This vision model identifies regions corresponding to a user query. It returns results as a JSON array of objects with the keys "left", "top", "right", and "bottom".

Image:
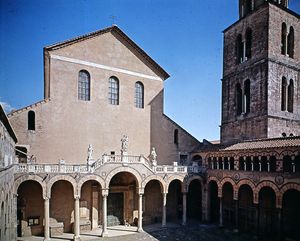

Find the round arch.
[
  {"left": 77, "top": 174, "right": 105, "bottom": 197},
  {"left": 165, "top": 175, "right": 184, "bottom": 192},
  {"left": 105, "top": 166, "right": 142, "bottom": 189},
  {"left": 47, "top": 175, "right": 77, "bottom": 198},
  {"left": 185, "top": 176, "right": 204, "bottom": 192},
  {"left": 256, "top": 181, "right": 280, "bottom": 207},
  {"left": 220, "top": 177, "right": 237, "bottom": 199},
  {"left": 14, "top": 175, "right": 46, "bottom": 199},
  {"left": 278, "top": 183, "right": 300, "bottom": 207},
  {"left": 237, "top": 179, "right": 256, "bottom": 197},
  {"left": 141, "top": 175, "right": 166, "bottom": 193}
]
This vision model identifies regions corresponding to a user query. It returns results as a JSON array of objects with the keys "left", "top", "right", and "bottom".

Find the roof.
[
  {"left": 223, "top": 136, "right": 300, "bottom": 151},
  {"left": 0, "top": 105, "right": 17, "bottom": 143},
  {"left": 44, "top": 25, "right": 170, "bottom": 80},
  {"left": 8, "top": 99, "right": 50, "bottom": 117}
]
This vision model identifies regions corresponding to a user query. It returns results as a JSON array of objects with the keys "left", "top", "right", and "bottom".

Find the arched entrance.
[
  {"left": 17, "top": 180, "right": 44, "bottom": 237},
  {"left": 222, "top": 182, "right": 234, "bottom": 228},
  {"left": 80, "top": 180, "right": 102, "bottom": 230},
  {"left": 143, "top": 180, "right": 163, "bottom": 225},
  {"left": 166, "top": 180, "right": 182, "bottom": 223},
  {"left": 238, "top": 185, "right": 255, "bottom": 233},
  {"left": 208, "top": 181, "right": 219, "bottom": 223},
  {"left": 108, "top": 172, "right": 138, "bottom": 226},
  {"left": 282, "top": 189, "right": 300, "bottom": 240},
  {"left": 50, "top": 180, "right": 74, "bottom": 233},
  {"left": 187, "top": 179, "right": 202, "bottom": 221},
  {"left": 258, "top": 187, "right": 277, "bottom": 237}
]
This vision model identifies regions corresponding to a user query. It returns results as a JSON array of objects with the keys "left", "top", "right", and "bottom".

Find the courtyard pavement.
[{"left": 17, "top": 223, "right": 259, "bottom": 241}]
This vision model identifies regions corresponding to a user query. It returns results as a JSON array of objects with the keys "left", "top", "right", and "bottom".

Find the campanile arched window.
[
  {"left": 28, "top": 111, "right": 35, "bottom": 131},
  {"left": 244, "top": 79, "right": 250, "bottom": 114},
  {"left": 287, "top": 26, "right": 294, "bottom": 58},
  {"left": 236, "top": 83, "right": 243, "bottom": 115},
  {"left": 78, "top": 70, "right": 90, "bottom": 101},
  {"left": 245, "top": 28, "right": 252, "bottom": 59},
  {"left": 281, "top": 23, "right": 287, "bottom": 55},
  {"left": 281, "top": 77, "right": 287, "bottom": 111},
  {"left": 236, "top": 34, "right": 243, "bottom": 64},
  {"left": 108, "top": 76, "right": 119, "bottom": 105},
  {"left": 135, "top": 82, "right": 144, "bottom": 108},
  {"left": 287, "top": 79, "right": 294, "bottom": 113}
]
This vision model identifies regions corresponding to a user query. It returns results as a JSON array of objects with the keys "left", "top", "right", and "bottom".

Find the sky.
[{"left": 0, "top": 0, "right": 299, "bottom": 142}]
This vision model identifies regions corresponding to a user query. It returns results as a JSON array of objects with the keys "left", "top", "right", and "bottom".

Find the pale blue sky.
[{"left": 0, "top": 0, "right": 299, "bottom": 141}]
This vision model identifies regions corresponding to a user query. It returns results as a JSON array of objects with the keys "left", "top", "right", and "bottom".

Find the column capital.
[
  {"left": 74, "top": 195, "right": 80, "bottom": 200},
  {"left": 43, "top": 196, "right": 50, "bottom": 201},
  {"left": 137, "top": 187, "right": 144, "bottom": 195},
  {"left": 102, "top": 189, "right": 109, "bottom": 196}
]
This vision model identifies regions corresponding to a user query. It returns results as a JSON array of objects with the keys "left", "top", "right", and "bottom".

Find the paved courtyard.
[{"left": 18, "top": 223, "right": 260, "bottom": 241}]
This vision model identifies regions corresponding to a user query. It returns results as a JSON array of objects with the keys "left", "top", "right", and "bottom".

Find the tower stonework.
[{"left": 221, "top": 0, "right": 300, "bottom": 144}]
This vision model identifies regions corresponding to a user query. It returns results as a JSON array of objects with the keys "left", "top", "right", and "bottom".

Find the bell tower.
[{"left": 220, "top": 0, "right": 299, "bottom": 144}]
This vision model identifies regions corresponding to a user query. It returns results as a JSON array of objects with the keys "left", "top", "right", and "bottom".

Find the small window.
[
  {"left": 287, "top": 26, "right": 294, "bottom": 58},
  {"left": 174, "top": 129, "right": 178, "bottom": 145},
  {"left": 108, "top": 76, "right": 119, "bottom": 105},
  {"left": 28, "top": 111, "right": 35, "bottom": 130},
  {"left": 236, "top": 34, "right": 243, "bottom": 64},
  {"left": 135, "top": 82, "right": 144, "bottom": 108},
  {"left": 287, "top": 79, "right": 294, "bottom": 113},
  {"left": 78, "top": 70, "right": 90, "bottom": 101},
  {"left": 244, "top": 79, "right": 250, "bottom": 114},
  {"left": 281, "top": 77, "right": 287, "bottom": 111},
  {"left": 245, "top": 28, "right": 252, "bottom": 59},
  {"left": 281, "top": 23, "right": 287, "bottom": 55},
  {"left": 236, "top": 83, "right": 243, "bottom": 115}
]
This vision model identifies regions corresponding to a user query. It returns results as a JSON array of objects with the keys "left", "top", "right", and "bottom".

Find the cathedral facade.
[{"left": 0, "top": 0, "right": 299, "bottom": 241}]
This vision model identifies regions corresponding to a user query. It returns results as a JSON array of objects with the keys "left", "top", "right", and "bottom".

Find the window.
[
  {"left": 108, "top": 76, "right": 119, "bottom": 105},
  {"left": 287, "top": 26, "right": 294, "bottom": 58},
  {"left": 236, "top": 34, "right": 243, "bottom": 64},
  {"left": 287, "top": 79, "right": 294, "bottom": 113},
  {"left": 244, "top": 79, "right": 250, "bottom": 114},
  {"left": 78, "top": 70, "right": 90, "bottom": 101},
  {"left": 281, "top": 77, "right": 287, "bottom": 111},
  {"left": 236, "top": 83, "right": 243, "bottom": 115},
  {"left": 281, "top": 23, "right": 287, "bottom": 55},
  {"left": 245, "top": 28, "right": 252, "bottom": 59},
  {"left": 240, "top": 0, "right": 252, "bottom": 17},
  {"left": 135, "top": 82, "right": 144, "bottom": 108},
  {"left": 28, "top": 111, "right": 35, "bottom": 130},
  {"left": 174, "top": 129, "right": 178, "bottom": 145}
]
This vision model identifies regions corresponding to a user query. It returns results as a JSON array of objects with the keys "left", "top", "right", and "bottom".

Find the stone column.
[
  {"left": 234, "top": 200, "right": 239, "bottom": 232},
  {"left": 102, "top": 190, "right": 109, "bottom": 237},
  {"left": 182, "top": 192, "right": 187, "bottom": 225},
  {"left": 44, "top": 197, "right": 50, "bottom": 241},
  {"left": 219, "top": 197, "right": 223, "bottom": 227},
  {"left": 138, "top": 193, "right": 143, "bottom": 232},
  {"left": 74, "top": 196, "right": 80, "bottom": 241},
  {"left": 92, "top": 185, "right": 99, "bottom": 229},
  {"left": 162, "top": 192, "right": 167, "bottom": 227}
]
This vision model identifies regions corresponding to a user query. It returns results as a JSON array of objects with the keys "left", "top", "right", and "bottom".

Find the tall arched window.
[
  {"left": 287, "top": 26, "right": 294, "bottom": 58},
  {"left": 28, "top": 111, "right": 35, "bottom": 130},
  {"left": 174, "top": 129, "right": 178, "bottom": 145},
  {"left": 287, "top": 79, "right": 294, "bottom": 113},
  {"left": 281, "top": 77, "right": 287, "bottom": 111},
  {"left": 78, "top": 70, "right": 90, "bottom": 101},
  {"left": 236, "top": 83, "right": 243, "bottom": 115},
  {"left": 245, "top": 28, "right": 252, "bottom": 59},
  {"left": 135, "top": 82, "right": 144, "bottom": 108},
  {"left": 108, "top": 76, "right": 119, "bottom": 105},
  {"left": 236, "top": 34, "right": 243, "bottom": 64},
  {"left": 281, "top": 23, "right": 287, "bottom": 55},
  {"left": 240, "top": 0, "right": 252, "bottom": 17},
  {"left": 244, "top": 79, "right": 250, "bottom": 114}
]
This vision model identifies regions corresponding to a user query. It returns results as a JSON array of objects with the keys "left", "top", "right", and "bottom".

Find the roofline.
[
  {"left": 223, "top": 1, "right": 299, "bottom": 33},
  {"left": 44, "top": 25, "right": 170, "bottom": 80},
  {"left": 0, "top": 105, "right": 17, "bottom": 143},
  {"left": 8, "top": 99, "right": 50, "bottom": 117}
]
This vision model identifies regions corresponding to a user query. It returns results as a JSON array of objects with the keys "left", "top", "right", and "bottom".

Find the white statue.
[
  {"left": 150, "top": 147, "right": 157, "bottom": 161},
  {"left": 87, "top": 144, "right": 93, "bottom": 160},
  {"left": 150, "top": 147, "right": 157, "bottom": 166},
  {"left": 121, "top": 135, "right": 128, "bottom": 153}
]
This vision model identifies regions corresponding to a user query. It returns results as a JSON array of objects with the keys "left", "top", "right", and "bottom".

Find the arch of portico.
[
  {"left": 14, "top": 175, "right": 46, "bottom": 199},
  {"left": 141, "top": 175, "right": 166, "bottom": 193},
  {"left": 47, "top": 175, "right": 77, "bottom": 198}
]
